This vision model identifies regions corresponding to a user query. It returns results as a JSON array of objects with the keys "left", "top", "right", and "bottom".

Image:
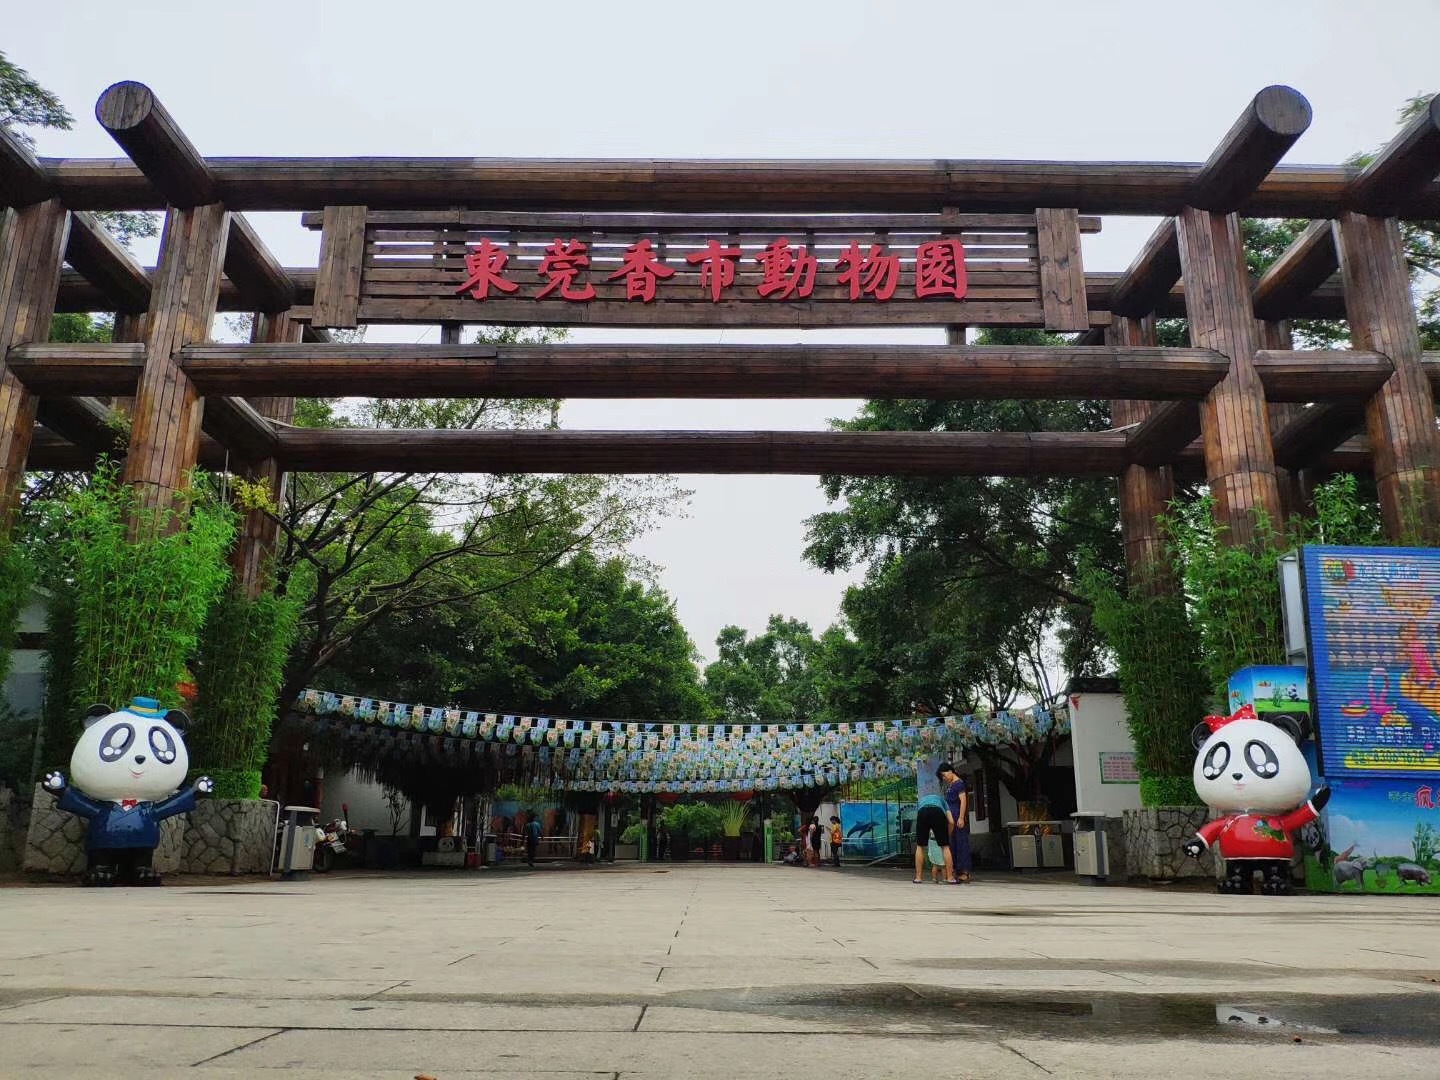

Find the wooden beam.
[
  {"left": 1108, "top": 219, "right": 1180, "bottom": 318},
  {"left": 1252, "top": 349, "right": 1394, "bottom": 401},
  {"left": 63, "top": 212, "right": 151, "bottom": 314},
  {"left": 273, "top": 428, "right": 1132, "bottom": 476},
  {"left": 1272, "top": 402, "right": 1367, "bottom": 470},
  {"left": 0, "top": 124, "right": 52, "bottom": 209},
  {"left": 34, "top": 396, "right": 122, "bottom": 456},
  {"left": 1126, "top": 400, "right": 1202, "bottom": 466},
  {"left": 1251, "top": 221, "right": 1338, "bottom": 322},
  {"left": 1035, "top": 207, "right": 1090, "bottom": 331},
  {"left": 94, "top": 81, "right": 217, "bottom": 207},
  {"left": 5, "top": 343, "right": 145, "bottom": 394},
  {"left": 38, "top": 153, "right": 1440, "bottom": 217},
  {"left": 224, "top": 214, "right": 296, "bottom": 313},
  {"left": 1189, "top": 86, "right": 1312, "bottom": 212},
  {"left": 1348, "top": 95, "right": 1440, "bottom": 216},
  {"left": 24, "top": 427, "right": 98, "bottom": 470},
  {"left": 201, "top": 395, "right": 278, "bottom": 463},
  {"left": 174, "top": 343, "right": 1229, "bottom": 400}
]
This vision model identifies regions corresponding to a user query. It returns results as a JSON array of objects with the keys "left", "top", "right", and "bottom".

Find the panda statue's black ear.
[
  {"left": 1267, "top": 715, "right": 1304, "bottom": 744},
  {"left": 82, "top": 704, "right": 112, "bottom": 728},
  {"left": 164, "top": 709, "right": 190, "bottom": 733},
  {"left": 1190, "top": 722, "right": 1213, "bottom": 749}
]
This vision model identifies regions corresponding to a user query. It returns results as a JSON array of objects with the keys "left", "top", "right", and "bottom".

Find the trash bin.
[
  {"left": 1005, "top": 822, "right": 1039, "bottom": 869},
  {"left": 1071, "top": 811, "right": 1110, "bottom": 884},
  {"left": 279, "top": 805, "right": 320, "bottom": 879}
]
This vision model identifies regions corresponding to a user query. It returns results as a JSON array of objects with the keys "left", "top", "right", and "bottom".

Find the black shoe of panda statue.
[{"left": 41, "top": 698, "right": 213, "bottom": 887}]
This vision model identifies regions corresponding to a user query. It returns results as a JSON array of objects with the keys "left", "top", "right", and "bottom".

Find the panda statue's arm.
[
  {"left": 43, "top": 773, "right": 105, "bottom": 818},
  {"left": 1182, "top": 817, "right": 1228, "bottom": 858},
  {"left": 1277, "top": 783, "right": 1331, "bottom": 830},
  {"left": 149, "top": 776, "right": 214, "bottom": 821}
]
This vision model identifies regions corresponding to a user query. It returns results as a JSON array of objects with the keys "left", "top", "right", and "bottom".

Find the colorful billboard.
[
  {"left": 1227, "top": 665, "right": 1309, "bottom": 731},
  {"left": 1305, "top": 778, "right": 1440, "bottom": 894},
  {"left": 1303, "top": 546, "right": 1440, "bottom": 777},
  {"left": 838, "top": 801, "right": 904, "bottom": 859}
]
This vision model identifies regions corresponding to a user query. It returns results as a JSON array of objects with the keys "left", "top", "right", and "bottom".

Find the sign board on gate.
[{"left": 1303, "top": 545, "right": 1440, "bottom": 777}]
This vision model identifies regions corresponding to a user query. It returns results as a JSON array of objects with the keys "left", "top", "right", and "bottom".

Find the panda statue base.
[
  {"left": 41, "top": 697, "right": 212, "bottom": 887},
  {"left": 1181, "top": 703, "right": 1329, "bottom": 897}
]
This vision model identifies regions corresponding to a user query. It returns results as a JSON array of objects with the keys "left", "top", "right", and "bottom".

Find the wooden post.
[
  {"left": 1255, "top": 319, "right": 1312, "bottom": 521},
  {"left": 1108, "top": 315, "right": 1175, "bottom": 589},
  {"left": 122, "top": 203, "right": 230, "bottom": 512},
  {"left": 230, "top": 311, "right": 297, "bottom": 597},
  {"left": 1176, "top": 206, "right": 1283, "bottom": 545},
  {"left": 1334, "top": 211, "right": 1440, "bottom": 540},
  {"left": 0, "top": 198, "right": 71, "bottom": 534}
]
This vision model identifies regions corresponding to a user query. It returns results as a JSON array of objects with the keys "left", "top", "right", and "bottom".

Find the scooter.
[{"left": 313, "top": 804, "right": 349, "bottom": 873}]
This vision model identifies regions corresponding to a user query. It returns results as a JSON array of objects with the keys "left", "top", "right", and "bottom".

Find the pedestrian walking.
[
  {"left": 524, "top": 815, "right": 542, "bottom": 867},
  {"left": 807, "top": 816, "right": 822, "bottom": 867},
  {"left": 828, "top": 816, "right": 843, "bottom": 868},
  {"left": 937, "top": 763, "right": 972, "bottom": 883}
]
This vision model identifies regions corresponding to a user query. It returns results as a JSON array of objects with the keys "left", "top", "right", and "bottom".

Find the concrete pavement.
[{"left": 1, "top": 863, "right": 1438, "bottom": 1078}]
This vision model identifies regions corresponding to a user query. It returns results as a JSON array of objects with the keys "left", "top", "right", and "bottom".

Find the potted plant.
[
  {"left": 719, "top": 800, "right": 751, "bottom": 861},
  {"left": 617, "top": 821, "right": 644, "bottom": 860},
  {"left": 659, "top": 804, "right": 693, "bottom": 862}
]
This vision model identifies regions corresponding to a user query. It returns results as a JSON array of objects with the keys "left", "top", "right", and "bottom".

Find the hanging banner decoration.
[{"left": 293, "top": 689, "right": 1069, "bottom": 793}]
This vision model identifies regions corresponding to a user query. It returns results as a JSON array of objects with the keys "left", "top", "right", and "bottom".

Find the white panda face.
[
  {"left": 70, "top": 708, "right": 190, "bottom": 802},
  {"left": 1192, "top": 718, "right": 1310, "bottom": 814}
]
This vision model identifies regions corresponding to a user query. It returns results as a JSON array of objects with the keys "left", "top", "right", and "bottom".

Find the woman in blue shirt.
[{"left": 938, "top": 762, "right": 972, "bottom": 883}]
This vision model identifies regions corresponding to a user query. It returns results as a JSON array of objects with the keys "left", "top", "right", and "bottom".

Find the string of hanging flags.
[{"left": 293, "top": 689, "right": 1070, "bottom": 793}]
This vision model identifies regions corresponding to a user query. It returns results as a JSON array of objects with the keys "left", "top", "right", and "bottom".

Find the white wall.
[
  {"left": 4, "top": 590, "right": 48, "bottom": 718},
  {"left": 1068, "top": 691, "right": 1142, "bottom": 817},
  {"left": 322, "top": 769, "right": 411, "bottom": 835}
]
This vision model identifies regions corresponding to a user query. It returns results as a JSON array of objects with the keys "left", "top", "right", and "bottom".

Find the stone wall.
[
  {"left": 20, "top": 789, "right": 278, "bottom": 876},
  {"left": 1122, "top": 805, "right": 1212, "bottom": 880},
  {"left": 179, "top": 799, "right": 278, "bottom": 874},
  {"left": 23, "top": 783, "right": 186, "bottom": 875},
  {"left": 1, "top": 785, "right": 30, "bottom": 872}
]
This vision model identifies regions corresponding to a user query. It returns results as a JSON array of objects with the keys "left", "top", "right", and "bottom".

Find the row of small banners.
[{"left": 295, "top": 689, "right": 1069, "bottom": 792}]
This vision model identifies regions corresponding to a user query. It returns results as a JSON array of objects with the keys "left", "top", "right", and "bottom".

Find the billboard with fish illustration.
[{"left": 1303, "top": 546, "right": 1440, "bottom": 777}]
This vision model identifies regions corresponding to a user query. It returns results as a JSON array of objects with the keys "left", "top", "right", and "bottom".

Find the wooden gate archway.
[{"left": 4, "top": 81, "right": 1440, "bottom": 597}]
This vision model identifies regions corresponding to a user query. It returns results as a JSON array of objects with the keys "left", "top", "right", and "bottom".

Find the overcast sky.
[{"left": 9, "top": 0, "right": 1440, "bottom": 663}]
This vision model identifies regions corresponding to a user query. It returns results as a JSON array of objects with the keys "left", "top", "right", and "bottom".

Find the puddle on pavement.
[{"left": 657, "top": 984, "right": 1440, "bottom": 1044}]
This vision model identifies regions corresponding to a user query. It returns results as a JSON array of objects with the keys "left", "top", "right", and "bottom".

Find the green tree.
[
  {"left": 272, "top": 328, "right": 688, "bottom": 707},
  {"left": 702, "top": 615, "right": 823, "bottom": 723},
  {"left": 1415, "top": 821, "right": 1439, "bottom": 866},
  {"left": 804, "top": 328, "right": 1117, "bottom": 716}
]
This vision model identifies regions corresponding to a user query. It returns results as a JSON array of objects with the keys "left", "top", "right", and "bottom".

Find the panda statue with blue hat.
[{"left": 41, "top": 696, "right": 213, "bottom": 886}]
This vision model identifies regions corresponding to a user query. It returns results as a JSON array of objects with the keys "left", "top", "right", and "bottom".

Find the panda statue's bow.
[
  {"left": 41, "top": 697, "right": 212, "bottom": 886},
  {"left": 1181, "top": 704, "right": 1329, "bottom": 895}
]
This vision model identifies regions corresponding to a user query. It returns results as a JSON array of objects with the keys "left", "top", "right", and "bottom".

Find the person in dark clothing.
[
  {"left": 656, "top": 824, "right": 669, "bottom": 861},
  {"left": 807, "top": 815, "right": 823, "bottom": 867},
  {"left": 524, "top": 816, "right": 542, "bottom": 866},
  {"left": 938, "top": 762, "right": 972, "bottom": 883}
]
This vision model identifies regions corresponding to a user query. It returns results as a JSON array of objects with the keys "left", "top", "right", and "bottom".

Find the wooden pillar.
[
  {"left": 1176, "top": 206, "right": 1283, "bottom": 546},
  {"left": 1255, "top": 318, "right": 1312, "bottom": 521},
  {"left": 1334, "top": 212, "right": 1440, "bottom": 541},
  {"left": 122, "top": 203, "right": 230, "bottom": 513},
  {"left": 1108, "top": 314, "right": 1175, "bottom": 589},
  {"left": 0, "top": 198, "right": 70, "bottom": 534},
  {"left": 230, "top": 310, "right": 298, "bottom": 596}
]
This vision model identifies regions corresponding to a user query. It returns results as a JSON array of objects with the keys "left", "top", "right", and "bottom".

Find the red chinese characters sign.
[{"left": 454, "top": 235, "right": 969, "bottom": 304}]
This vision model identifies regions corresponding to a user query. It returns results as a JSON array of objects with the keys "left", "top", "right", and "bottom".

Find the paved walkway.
[{"left": 1, "top": 864, "right": 1438, "bottom": 1078}]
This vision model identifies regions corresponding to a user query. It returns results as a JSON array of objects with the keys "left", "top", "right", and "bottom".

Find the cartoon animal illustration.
[
  {"left": 41, "top": 698, "right": 212, "bottom": 886},
  {"left": 1396, "top": 862, "right": 1433, "bottom": 886},
  {"left": 1181, "top": 704, "right": 1329, "bottom": 896},
  {"left": 1333, "top": 844, "right": 1371, "bottom": 889}
]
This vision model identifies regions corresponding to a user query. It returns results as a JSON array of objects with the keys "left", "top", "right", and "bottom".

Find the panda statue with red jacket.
[{"left": 1181, "top": 704, "right": 1330, "bottom": 895}]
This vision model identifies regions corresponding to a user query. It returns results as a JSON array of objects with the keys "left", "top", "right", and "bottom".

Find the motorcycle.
[{"left": 313, "top": 804, "right": 350, "bottom": 873}]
